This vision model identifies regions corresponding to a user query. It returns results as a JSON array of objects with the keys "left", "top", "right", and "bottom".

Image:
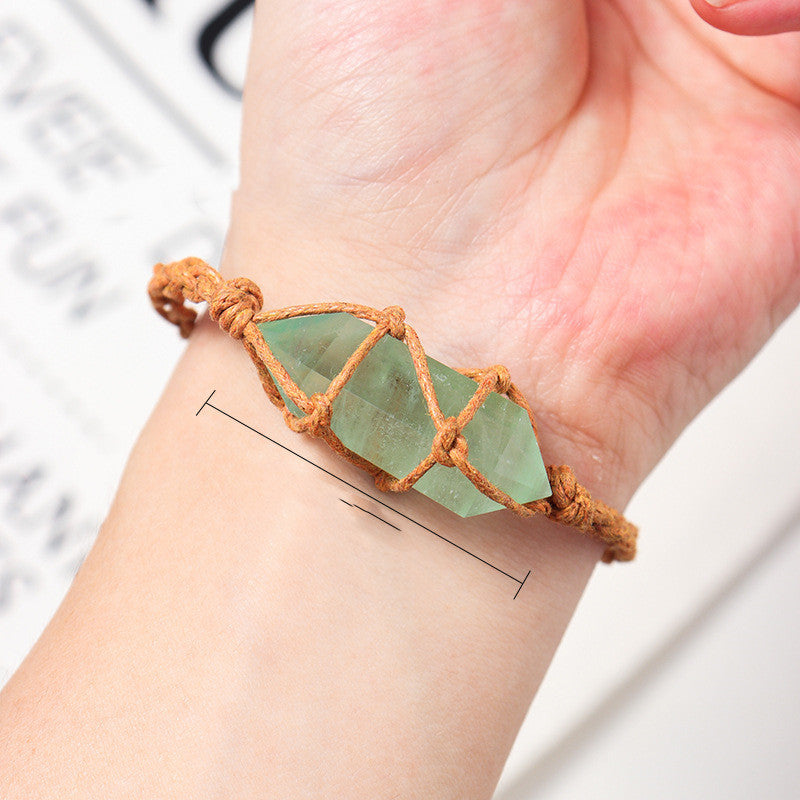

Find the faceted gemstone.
[{"left": 257, "top": 313, "right": 550, "bottom": 517}]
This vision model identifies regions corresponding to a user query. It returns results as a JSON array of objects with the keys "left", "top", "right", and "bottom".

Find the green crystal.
[{"left": 257, "top": 313, "right": 550, "bottom": 517}]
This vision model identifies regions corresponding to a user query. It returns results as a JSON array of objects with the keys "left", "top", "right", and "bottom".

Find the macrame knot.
[
  {"left": 432, "top": 416, "right": 469, "bottom": 468},
  {"left": 286, "top": 392, "right": 333, "bottom": 437},
  {"left": 492, "top": 364, "right": 512, "bottom": 394},
  {"left": 382, "top": 305, "right": 406, "bottom": 339},
  {"left": 210, "top": 277, "right": 263, "bottom": 339},
  {"left": 548, "top": 466, "right": 595, "bottom": 530},
  {"left": 148, "top": 270, "right": 197, "bottom": 338}
]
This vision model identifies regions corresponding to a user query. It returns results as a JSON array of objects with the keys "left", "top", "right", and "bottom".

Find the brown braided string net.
[{"left": 148, "top": 257, "right": 637, "bottom": 562}]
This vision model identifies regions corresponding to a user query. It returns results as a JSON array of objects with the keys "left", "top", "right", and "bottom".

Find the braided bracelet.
[{"left": 148, "top": 257, "right": 637, "bottom": 562}]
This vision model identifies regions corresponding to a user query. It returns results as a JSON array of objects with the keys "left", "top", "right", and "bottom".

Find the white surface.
[
  {"left": 499, "top": 498, "right": 800, "bottom": 800},
  {"left": 0, "top": 0, "right": 241, "bottom": 682}
]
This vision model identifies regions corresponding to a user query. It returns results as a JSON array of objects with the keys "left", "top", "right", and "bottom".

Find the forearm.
[
  {"left": 0, "top": 226, "right": 634, "bottom": 797},
  {"left": 0, "top": 0, "right": 640, "bottom": 788}
]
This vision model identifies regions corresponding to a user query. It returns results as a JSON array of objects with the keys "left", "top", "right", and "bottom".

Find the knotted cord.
[{"left": 149, "top": 257, "right": 637, "bottom": 562}]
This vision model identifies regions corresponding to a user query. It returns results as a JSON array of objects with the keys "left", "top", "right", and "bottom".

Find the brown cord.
[{"left": 149, "top": 257, "right": 637, "bottom": 562}]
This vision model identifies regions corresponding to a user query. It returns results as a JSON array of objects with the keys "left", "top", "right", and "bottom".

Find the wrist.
[
  {"left": 1, "top": 288, "right": 614, "bottom": 799},
  {"left": 222, "top": 187, "right": 642, "bottom": 510}
]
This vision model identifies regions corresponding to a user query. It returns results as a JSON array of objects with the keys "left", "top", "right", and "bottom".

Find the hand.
[{"left": 227, "top": 0, "right": 800, "bottom": 508}]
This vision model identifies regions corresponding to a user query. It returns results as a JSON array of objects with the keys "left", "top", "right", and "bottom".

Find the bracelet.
[{"left": 148, "top": 257, "right": 637, "bottom": 562}]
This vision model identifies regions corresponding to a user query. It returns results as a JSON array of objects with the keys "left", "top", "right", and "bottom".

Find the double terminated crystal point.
[{"left": 257, "top": 313, "right": 551, "bottom": 517}]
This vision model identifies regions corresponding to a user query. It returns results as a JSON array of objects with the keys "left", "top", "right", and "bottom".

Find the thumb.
[{"left": 691, "top": 0, "right": 800, "bottom": 35}]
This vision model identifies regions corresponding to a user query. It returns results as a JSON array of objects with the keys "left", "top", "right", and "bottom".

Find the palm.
[{"left": 237, "top": 0, "right": 800, "bottom": 498}]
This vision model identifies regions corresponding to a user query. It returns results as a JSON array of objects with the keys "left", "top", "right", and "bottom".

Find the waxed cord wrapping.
[{"left": 148, "top": 257, "right": 638, "bottom": 562}]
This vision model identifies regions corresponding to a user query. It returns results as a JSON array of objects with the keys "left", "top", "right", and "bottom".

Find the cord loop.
[{"left": 210, "top": 278, "right": 263, "bottom": 339}]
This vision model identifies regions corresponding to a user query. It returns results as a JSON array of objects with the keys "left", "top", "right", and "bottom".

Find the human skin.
[{"left": 2, "top": 0, "right": 800, "bottom": 797}]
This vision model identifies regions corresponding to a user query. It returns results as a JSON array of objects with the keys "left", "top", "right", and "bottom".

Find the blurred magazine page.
[{"left": 0, "top": 0, "right": 247, "bottom": 682}]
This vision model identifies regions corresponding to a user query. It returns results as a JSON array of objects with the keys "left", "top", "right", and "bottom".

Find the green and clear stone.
[{"left": 257, "top": 313, "right": 550, "bottom": 517}]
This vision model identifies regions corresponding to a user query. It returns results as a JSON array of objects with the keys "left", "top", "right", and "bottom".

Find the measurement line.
[
  {"left": 56, "top": 0, "right": 229, "bottom": 167},
  {"left": 196, "top": 389, "right": 216, "bottom": 416},
  {"left": 513, "top": 569, "right": 531, "bottom": 600},
  {"left": 339, "top": 498, "right": 401, "bottom": 532},
  {"left": 198, "top": 395, "right": 530, "bottom": 595}
]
